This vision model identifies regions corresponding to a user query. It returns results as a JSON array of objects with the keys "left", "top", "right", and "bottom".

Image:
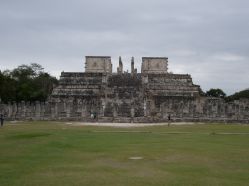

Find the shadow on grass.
[{"left": 6, "top": 132, "right": 51, "bottom": 140}]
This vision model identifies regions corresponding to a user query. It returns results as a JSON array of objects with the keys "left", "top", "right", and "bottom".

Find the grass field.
[{"left": 1, "top": 122, "right": 249, "bottom": 186}]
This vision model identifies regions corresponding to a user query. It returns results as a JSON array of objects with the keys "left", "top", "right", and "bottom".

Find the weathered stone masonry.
[{"left": 1, "top": 56, "right": 249, "bottom": 123}]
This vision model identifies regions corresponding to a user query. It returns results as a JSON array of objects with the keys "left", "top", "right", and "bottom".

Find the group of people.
[{"left": 0, "top": 114, "right": 4, "bottom": 127}]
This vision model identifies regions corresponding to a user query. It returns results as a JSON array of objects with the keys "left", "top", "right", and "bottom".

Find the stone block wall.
[{"left": 0, "top": 96, "right": 248, "bottom": 123}]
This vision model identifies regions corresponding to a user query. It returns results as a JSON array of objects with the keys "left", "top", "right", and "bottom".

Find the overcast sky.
[{"left": 0, "top": 0, "right": 248, "bottom": 95}]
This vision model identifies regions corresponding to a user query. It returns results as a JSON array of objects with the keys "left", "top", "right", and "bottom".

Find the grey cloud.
[{"left": 0, "top": 0, "right": 249, "bottom": 95}]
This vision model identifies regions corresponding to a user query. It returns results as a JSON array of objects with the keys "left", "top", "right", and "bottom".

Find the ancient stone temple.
[
  {"left": 47, "top": 56, "right": 248, "bottom": 123},
  {"left": 1, "top": 56, "right": 249, "bottom": 123}
]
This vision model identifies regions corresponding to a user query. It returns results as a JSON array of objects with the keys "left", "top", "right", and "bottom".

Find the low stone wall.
[
  {"left": 0, "top": 98, "right": 248, "bottom": 123},
  {"left": 0, "top": 101, "right": 52, "bottom": 121}
]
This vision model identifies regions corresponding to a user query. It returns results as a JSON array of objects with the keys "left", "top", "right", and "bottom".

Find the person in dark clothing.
[
  {"left": 0, "top": 114, "right": 4, "bottom": 127},
  {"left": 167, "top": 114, "right": 171, "bottom": 127}
]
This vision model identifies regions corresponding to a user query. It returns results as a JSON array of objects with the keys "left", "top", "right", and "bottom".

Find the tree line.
[
  {"left": 0, "top": 63, "right": 58, "bottom": 103},
  {"left": 205, "top": 88, "right": 249, "bottom": 101}
]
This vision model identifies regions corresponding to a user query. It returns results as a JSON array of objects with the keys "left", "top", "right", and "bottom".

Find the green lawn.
[{"left": 1, "top": 122, "right": 249, "bottom": 186}]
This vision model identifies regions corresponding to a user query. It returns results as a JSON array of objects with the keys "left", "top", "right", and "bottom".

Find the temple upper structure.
[
  {"left": 85, "top": 56, "right": 169, "bottom": 74},
  {"left": 117, "top": 56, "right": 123, "bottom": 74},
  {"left": 141, "top": 57, "right": 168, "bottom": 74},
  {"left": 85, "top": 56, "right": 112, "bottom": 73}
]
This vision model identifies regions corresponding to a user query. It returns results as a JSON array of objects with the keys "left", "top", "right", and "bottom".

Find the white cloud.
[{"left": 212, "top": 53, "right": 245, "bottom": 61}]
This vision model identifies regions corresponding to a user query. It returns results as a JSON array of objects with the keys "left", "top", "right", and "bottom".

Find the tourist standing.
[
  {"left": 168, "top": 114, "right": 171, "bottom": 127},
  {"left": 0, "top": 114, "right": 4, "bottom": 127},
  {"left": 90, "top": 112, "right": 94, "bottom": 119}
]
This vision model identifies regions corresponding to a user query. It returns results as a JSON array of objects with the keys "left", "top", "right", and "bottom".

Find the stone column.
[
  {"left": 51, "top": 102, "right": 58, "bottom": 120},
  {"left": 12, "top": 102, "right": 17, "bottom": 119},
  {"left": 7, "top": 102, "right": 12, "bottom": 119},
  {"left": 113, "top": 102, "right": 117, "bottom": 118},
  {"left": 21, "top": 101, "right": 26, "bottom": 119},
  {"left": 100, "top": 99, "right": 105, "bottom": 117},
  {"left": 131, "top": 106, "right": 135, "bottom": 123},
  {"left": 66, "top": 101, "right": 72, "bottom": 119},
  {"left": 143, "top": 99, "right": 147, "bottom": 117},
  {"left": 44, "top": 101, "right": 50, "bottom": 120},
  {"left": 131, "top": 57, "right": 135, "bottom": 75},
  {"left": 35, "top": 101, "right": 41, "bottom": 120},
  {"left": 40, "top": 102, "right": 45, "bottom": 119},
  {"left": 81, "top": 100, "right": 87, "bottom": 118}
]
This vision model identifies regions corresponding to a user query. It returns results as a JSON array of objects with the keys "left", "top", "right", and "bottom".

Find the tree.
[
  {"left": 32, "top": 72, "right": 58, "bottom": 101},
  {"left": 0, "top": 70, "right": 17, "bottom": 102},
  {"left": 226, "top": 89, "right": 249, "bottom": 102},
  {"left": 206, "top": 88, "right": 226, "bottom": 98},
  {"left": 0, "top": 63, "right": 58, "bottom": 103}
]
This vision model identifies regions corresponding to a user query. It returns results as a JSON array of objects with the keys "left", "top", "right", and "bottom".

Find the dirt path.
[{"left": 66, "top": 122, "right": 205, "bottom": 127}]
